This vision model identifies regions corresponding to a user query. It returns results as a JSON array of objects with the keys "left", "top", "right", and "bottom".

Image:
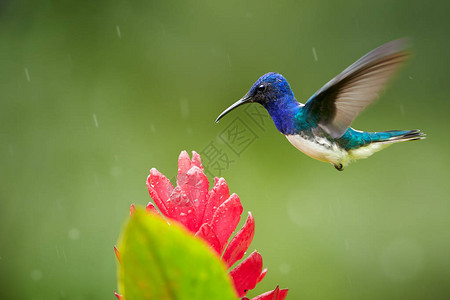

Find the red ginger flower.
[{"left": 141, "top": 150, "right": 288, "bottom": 299}]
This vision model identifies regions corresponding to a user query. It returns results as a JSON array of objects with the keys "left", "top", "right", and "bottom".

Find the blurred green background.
[{"left": 1, "top": 0, "right": 449, "bottom": 299}]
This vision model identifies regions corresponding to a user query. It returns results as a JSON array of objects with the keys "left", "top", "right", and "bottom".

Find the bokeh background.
[{"left": 1, "top": 0, "right": 450, "bottom": 299}]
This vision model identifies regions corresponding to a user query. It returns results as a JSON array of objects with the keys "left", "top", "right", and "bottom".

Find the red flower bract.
[{"left": 141, "top": 151, "right": 288, "bottom": 299}]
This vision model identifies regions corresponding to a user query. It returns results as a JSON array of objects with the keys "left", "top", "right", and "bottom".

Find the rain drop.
[
  {"left": 25, "top": 67, "right": 31, "bottom": 82},
  {"left": 111, "top": 166, "right": 121, "bottom": 177},
  {"left": 380, "top": 238, "right": 424, "bottom": 282},
  {"left": 116, "top": 25, "right": 122, "bottom": 38},
  {"left": 68, "top": 228, "right": 80, "bottom": 240},
  {"left": 180, "top": 98, "right": 190, "bottom": 119},
  {"left": 68, "top": 54, "right": 73, "bottom": 68},
  {"left": 279, "top": 263, "right": 291, "bottom": 274},
  {"left": 312, "top": 47, "right": 318, "bottom": 61},
  {"left": 93, "top": 114, "right": 99, "bottom": 128},
  {"left": 62, "top": 249, "right": 67, "bottom": 263},
  {"left": 31, "top": 269, "right": 42, "bottom": 281}
]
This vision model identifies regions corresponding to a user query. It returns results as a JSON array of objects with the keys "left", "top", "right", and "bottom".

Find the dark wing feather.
[{"left": 304, "top": 39, "right": 410, "bottom": 138}]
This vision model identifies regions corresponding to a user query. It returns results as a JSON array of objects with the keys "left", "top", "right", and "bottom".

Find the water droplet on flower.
[
  {"left": 187, "top": 210, "right": 192, "bottom": 213},
  {"left": 180, "top": 212, "right": 186, "bottom": 217}
]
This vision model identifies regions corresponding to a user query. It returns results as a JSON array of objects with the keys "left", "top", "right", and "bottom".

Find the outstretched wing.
[{"left": 304, "top": 39, "right": 410, "bottom": 138}]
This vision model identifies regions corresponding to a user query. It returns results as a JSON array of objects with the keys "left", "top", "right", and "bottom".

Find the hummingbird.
[{"left": 215, "top": 39, "right": 425, "bottom": 171}]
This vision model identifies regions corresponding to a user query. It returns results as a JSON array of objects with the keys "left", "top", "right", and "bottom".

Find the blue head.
[
  {"left": 246, "top": 72, "right": 295, "bottom": 105},
  {"left": 216, "top": 72, "right": 301, "bottom": 133}
]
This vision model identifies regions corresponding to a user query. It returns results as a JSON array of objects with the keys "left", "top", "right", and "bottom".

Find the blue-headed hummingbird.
[{"left": 215, "top": 39, "right": 425, "bottom": 171}]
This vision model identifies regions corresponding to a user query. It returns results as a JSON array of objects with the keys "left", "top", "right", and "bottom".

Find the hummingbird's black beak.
[{"left": 215, "top": 94, "right": 252, "bottom": 123}]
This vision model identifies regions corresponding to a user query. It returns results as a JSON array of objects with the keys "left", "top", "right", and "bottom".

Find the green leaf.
[{"left": 117, "top": 208, "right": 238, "bottom": 300}]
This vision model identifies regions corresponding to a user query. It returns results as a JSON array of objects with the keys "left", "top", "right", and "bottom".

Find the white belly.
[
  {"left": 285, "top": 134, "right": 349, "bottom": 166},
  {"left": 286, "top": 134, "right": 391, "bottom": 167}
]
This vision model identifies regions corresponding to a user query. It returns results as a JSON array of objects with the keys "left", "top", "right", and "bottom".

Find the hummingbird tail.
[
  {"left": 346, "top": 129, "right": 425, "bottom": 166},
  {"left": 371, "top": 129, "right": 426, "bottom": 145}
]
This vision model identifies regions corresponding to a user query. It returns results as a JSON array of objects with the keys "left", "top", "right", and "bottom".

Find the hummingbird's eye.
[{"left": 256, "top": 84, "right": 266, "bottom": 93}]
